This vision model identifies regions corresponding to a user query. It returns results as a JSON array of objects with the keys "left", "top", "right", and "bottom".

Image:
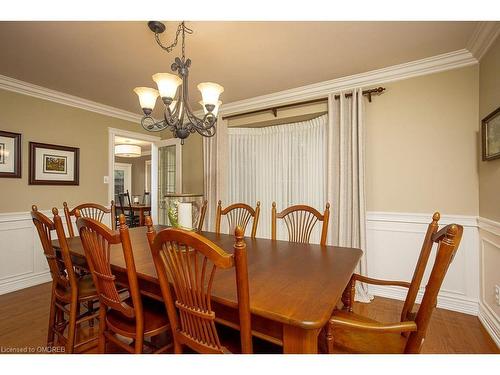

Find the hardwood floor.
[{"left": 0, "top": 282, "right": 497, "bottom": 354}]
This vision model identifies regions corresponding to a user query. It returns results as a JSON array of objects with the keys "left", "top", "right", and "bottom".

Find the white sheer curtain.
[{"left": 228, "top": 115, "right": 327, "bottom": 240}]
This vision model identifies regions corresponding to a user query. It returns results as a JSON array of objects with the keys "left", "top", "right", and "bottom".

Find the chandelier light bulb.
[
  {"left": 152, "top": 73, "right": 182, "bottom": 100},
  {"left": 197, "top": 82, "right": 224, "bottom": 106},
  {"left": 199, "top": 100, "right": 222, "bottom": 117},
  {"left": 133, "top": 87, "right": 159, "bottom": 113}
]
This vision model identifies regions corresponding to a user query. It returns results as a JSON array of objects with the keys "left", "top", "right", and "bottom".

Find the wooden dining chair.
[
  {"left": 31, "top": 206, "right": 99, "bottom": 353},
  {"left": 146, "top": 218, "right": 252, "bottom": 354},
  {"left": 63, "top": 201, "right": 116, "bottom": 237},
  {"left": 77, "top": 214, "right": 172, "bottom": 354},
  {"left": 271, "top": 202, "right": 330, "bottom": 246},
  {"left": 323, "top": 212, "right": 463, "bottom": 354},
  {"left": 216, "top": 200, "right": 260, "bottom": 238},
  {"left": 197, "top": 200, "right": 208, "bottom": 232},
  {"left": 116, "top": 190, "right": 139, "bottom": 228}
]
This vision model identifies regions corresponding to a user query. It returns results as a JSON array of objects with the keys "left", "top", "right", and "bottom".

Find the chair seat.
[
  {"left": 55, "top": 274, "right": 98, "bottom": 302},
  {"left": 106, "top": 297, "right": 170, "bottom": 338},
  {"left": 320, "top": 309, "right": 408, "bottom": 354}
]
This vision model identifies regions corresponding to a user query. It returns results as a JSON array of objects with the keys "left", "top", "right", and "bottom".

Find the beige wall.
[
  {"left": 0, "top": 89, "right": 152, "bottom": 212},
  {"left": 479, "top": 36, "right": 500, "bottom": 222},
  {"left": 115, "top": 155, "right": 150, "bottom": 196},
  {"left": 0, "top": 65, "right": 483, "bottom": 218},
  {"left": 365, "top": 65, "right": 480, "bottom": 215}
]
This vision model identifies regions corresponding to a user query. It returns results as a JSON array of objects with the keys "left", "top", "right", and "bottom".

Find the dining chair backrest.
[
  {"left": 63, "top": 201, "right": 115, "bottom": 237},
  {"left": 197, "top": 200, "right": 208, "bottom": 232},
  {"left": 216, "top": 200, "right": 260, "bottom": 238},
  {"left": 31, "top": 205, "right": 77, "bottom": 291},
  {"left": 146, "top": 218, "right": 252, "bottom": 354},
  {"left": 399, "top": 214, "right": 463, "bottom": 353},
  {"left": 76, "top": 214, "right": 142, "bottom": 321},
  {"left": 271, "top": 202, "right": 330, "bottom": 246}
]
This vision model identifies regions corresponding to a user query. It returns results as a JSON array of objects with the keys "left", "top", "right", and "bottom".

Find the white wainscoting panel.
[
  {"left": 366, "top": 212, "right": 480, "bottom": 316},
  {"left": 478, "top": 217, "right": 500, "bottom": 347},
  {"left": 0, "top": 209, "right": 112, "bottom": 295}
]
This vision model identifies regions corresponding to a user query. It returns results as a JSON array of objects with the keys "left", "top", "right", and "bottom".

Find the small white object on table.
[{"left": 177, "top": 202, "right": 193, "bottom": 230}]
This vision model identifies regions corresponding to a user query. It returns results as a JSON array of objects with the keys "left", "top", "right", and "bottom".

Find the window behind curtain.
[{"left": 227, "top": 114, "right": 327, "bottom": 241}]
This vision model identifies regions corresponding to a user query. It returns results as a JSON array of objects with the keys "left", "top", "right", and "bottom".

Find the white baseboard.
[
  {"left": 368, "top": 285, "right": 479, "bottom": 316},
  {"left": 0, "top": 271, "right": 51, "bottom": 295},
  {"left": 478, "top": 302, "right": 500, "bottom": 348}
]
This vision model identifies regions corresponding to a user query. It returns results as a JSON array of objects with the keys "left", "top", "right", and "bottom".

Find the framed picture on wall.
[
  {"left": 0, "top": 130, "right": 21, "bottom": 178},
  {"left": 29, "top": 142, "right": 80, "bottom": 185},
  {"left": 482, "top": 106, "right": 500, "bottom": 161}
]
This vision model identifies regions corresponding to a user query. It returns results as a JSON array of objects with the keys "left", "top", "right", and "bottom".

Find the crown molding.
[
  {"left": 467, "top": 21, "right": 500, "bottom": 61},
  {"left": 219, "top": 49, "right": 477, "bottom": 117},
  {"left": 0, "top": 74, "right": 142, "bottom": 123}
]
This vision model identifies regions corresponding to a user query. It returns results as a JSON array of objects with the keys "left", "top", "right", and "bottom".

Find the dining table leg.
[
  {"left": 139, "top": 208, "right": 145, "bottom": 226},
  {"left": 283, "top": 325, "right": 320, "bottom": 354}
]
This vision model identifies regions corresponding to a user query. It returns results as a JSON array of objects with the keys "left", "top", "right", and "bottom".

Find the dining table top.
[{"left": 53, "top": 226, "right": 362, "bottom": 330}]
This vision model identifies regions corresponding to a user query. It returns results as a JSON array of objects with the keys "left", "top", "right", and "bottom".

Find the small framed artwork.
[
  {"left": 29, "top": 142, "right": 80, "bottom": 185},
  {"left": 0, "top": 130, "right": 21, "bottom": 178},
  {"left": 482, "top": 106, "right": 500, "bottom": 161}
]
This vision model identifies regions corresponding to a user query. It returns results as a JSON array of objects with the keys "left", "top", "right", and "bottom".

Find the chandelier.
[{"left": 134, "top": 21, "right": 223, "bottom": 144}]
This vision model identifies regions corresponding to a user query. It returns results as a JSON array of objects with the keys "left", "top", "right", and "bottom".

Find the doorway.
[{"left": 108, "top": 127, "right": 182, "bottom": 225}]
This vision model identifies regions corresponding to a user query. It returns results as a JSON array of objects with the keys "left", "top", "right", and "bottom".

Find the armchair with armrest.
[{"left": 322, "top": 212, "right": 463, "bottom": 354}]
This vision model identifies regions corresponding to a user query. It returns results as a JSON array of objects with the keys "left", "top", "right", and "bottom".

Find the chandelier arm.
[{"left": 141, "top": 116, "right": 169, "bottom": 132}]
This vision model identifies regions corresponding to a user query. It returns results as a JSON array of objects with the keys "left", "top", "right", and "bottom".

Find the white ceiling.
[{"left": 0, "top": 21, "right": 482, "bottom": 116}]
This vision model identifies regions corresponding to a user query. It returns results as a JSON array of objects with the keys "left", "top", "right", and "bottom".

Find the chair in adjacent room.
[
  {"left": 146, "top": 219, "right": 252, "bottom": 354},
  {"left": 215, "top": 200, "right": 260, "bottom": 238},
  {"left": 77, "top": 214, "right": 171, "bottom": 354},
  {"left": 271, "top": 202, "right": 330, "bottom": 246},
  {"left": 116, "top": 190, "right": 140, "bottom": 228},
  {"left": 31, "top": 206, "right": 99, "bottom": 353},
  {"left": 322, "top": 212, "right": 463, "bottom": 354}
]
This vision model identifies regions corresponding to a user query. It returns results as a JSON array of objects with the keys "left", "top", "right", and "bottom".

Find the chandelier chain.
[{"left": 153, "top": 21, "right": 192, "bottom": 60}]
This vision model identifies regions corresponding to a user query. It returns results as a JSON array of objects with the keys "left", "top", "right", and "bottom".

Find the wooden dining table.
[
  {"left": 53, "top": 226, "right": 362, "bottom": 353},
  {"left": 130, "top": 204, "right": 151, "bottom": 226}
]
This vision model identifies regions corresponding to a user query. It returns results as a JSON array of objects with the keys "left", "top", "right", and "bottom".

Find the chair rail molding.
[
  {"left": 467, "top": 21, "right": 500, "bottom": 61},
  {"left": 219, "top": 49, "right": 477, "bottom": 117},
  {"left": 0, "top": 74, "right": 142, "bottom": 123}
]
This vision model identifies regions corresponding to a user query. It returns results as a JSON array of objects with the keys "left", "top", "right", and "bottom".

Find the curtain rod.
[{"left": 222, "top": 86, "right": 385, "bottom": 121}]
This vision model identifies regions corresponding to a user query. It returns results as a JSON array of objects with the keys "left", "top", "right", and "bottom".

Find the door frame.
[
  {"left": 108, "top": 127, "right": 161, "bottom": 219},
  {"left": 144, "top": 159, "right": 152, "bottom": 193}
]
